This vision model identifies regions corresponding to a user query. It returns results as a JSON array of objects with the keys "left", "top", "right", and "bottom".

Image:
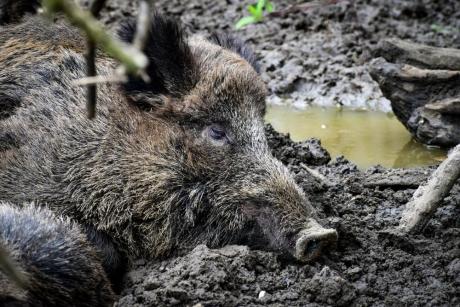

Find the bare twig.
[
  {"left": 85, "top": 0, "right": 107, "bottom": 119},
  {"left": 43, "top": 0, "right": 150, "bottom": 118},
  {"left": 73, "top": 72, "right": 128, "bottom": 86},
  {"left": 42, "top": 0, "right": 148, "bottom": 75},
  {"left": 133, "top": 0, "right": 152, "bottom": 50},
  {"left": 396, "top": 144, "right": 460, "bottom": 234},
  {"left": 269, "top": 0, "right": 344, "bottom": 18},
  {"left": 86, "top": 41, "right": 97, "bottom": 119},
  {"left": 0, "top": 244, "right": 27, "bottom": 288},
  {"left": 132, "top": 0, "right": 153, "bottom": 83}
]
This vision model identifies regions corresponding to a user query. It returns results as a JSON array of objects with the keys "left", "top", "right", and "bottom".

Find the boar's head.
[{"left": 115, "top": 14, "right": 337, "bottom": 262}]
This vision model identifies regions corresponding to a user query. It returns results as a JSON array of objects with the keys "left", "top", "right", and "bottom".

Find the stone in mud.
[{"left": 266, "top": 124, "right": 331, "bottom": 166}]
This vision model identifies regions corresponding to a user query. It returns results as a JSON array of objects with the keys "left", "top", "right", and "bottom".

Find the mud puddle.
[{"left": 266, "top": 105, "right": 447, "bottom": 169}]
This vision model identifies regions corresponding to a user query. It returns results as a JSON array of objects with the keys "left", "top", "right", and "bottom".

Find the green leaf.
[
  {"left": 430, "top": 23, "right": 443, "bottom": 33},
  {"left": 235, "top": 15, "right": 258, "bottom": 29},
  {"left": 256, "top": 0, "right": 265, "bottom": 13},
  {"left": 248, "top": 4, "right": 258, "bottom": 16},
  {"left": 266, "top": 1, "right": 274, "bottom": 13}
]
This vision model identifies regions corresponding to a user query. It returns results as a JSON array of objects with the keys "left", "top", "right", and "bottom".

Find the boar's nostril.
[
  {"left": 294, "top": 218, "right": 338, "bottom": 262},
  {"left": 305, "top": 239, "right": 319, "bottom": 255}
]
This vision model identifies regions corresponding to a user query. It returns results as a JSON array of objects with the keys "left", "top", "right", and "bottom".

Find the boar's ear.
[
  {"left": 118, "top": 13, "right": 197, "bottom": 104},
  {"left": 0, "top": 0, "right": 41, "bottom": 24},
  {"left": 210, "top": 33, "right": 260, "bottom": 73}
]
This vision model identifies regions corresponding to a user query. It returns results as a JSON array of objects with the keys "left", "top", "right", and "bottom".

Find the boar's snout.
[
  {"left": 234, "top": 155, "right": 337, "bottom": 262},
  {"left": 294, "top": 218, "right": 337, "bottom": 262}
]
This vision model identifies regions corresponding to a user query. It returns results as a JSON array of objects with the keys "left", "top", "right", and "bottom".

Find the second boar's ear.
[
  {"left": 118, "top": 13, "right": 197, "bottom": 102},
  {"left": 0, "top": 0, "right": 41, "bottom": 24},
  {"left": 210, "top": 33, "right": 260, "bottom": 73}
]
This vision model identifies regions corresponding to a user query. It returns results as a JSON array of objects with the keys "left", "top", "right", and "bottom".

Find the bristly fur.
[
  {"left": 0, "top": 202, "right": 115, "bottom": 306},
  {"left": 210, "top": 32, "right": 260, "bottom": 73},
  {"left": 118, "top": 13, "right": 197, "bottom": 100}
]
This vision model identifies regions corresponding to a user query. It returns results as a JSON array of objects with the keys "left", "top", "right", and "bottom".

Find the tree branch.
[
  {"left": 42, "top": 0, "right": 148, "bottom": 75},
  {"left": 396, "top": 144, "right": 460, "bottom": 234},
  {"left": 133, "top": 0, "right": 153, "bottom": 51},
  {"left": 85, "top": 0, "right": 107, "bottom": 119},
  {"left": 43, "top": 0, "right": 151, "bottom": 118}
]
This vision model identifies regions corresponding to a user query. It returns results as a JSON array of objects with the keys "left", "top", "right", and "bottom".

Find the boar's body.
[
  {"left": 0, "top": 202, "right": 115, "bottom": 306},
  {"left": 0, "top": 14, "right": 336, "bottom": 265}
]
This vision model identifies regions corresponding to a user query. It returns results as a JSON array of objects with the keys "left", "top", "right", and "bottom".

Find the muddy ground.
[{"left": 75, "top": 0, "right": 460, "bottom": 305}]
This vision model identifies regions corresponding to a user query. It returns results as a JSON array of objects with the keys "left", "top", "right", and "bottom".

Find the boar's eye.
[
  {"left": 210, "top": 126, "right": 226, "bottom": 140},
  {"left": 204, "top": 125, "right": 230, "bottom": 145}
]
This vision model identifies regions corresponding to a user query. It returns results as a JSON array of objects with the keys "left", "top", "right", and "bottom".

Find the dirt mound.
[
  {"left": 116, "top": 127, "right": 459, "bottom": 306},
  {"left": 117, "top": 245, "right": 356, "bottom": 307}
]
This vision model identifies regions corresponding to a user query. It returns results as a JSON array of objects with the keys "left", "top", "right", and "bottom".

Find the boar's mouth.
[
  {"left": 294, "top": 218, "right": 338, "bottom": 262},
  {"left": 239, "top": 205, "right": 337, "bottom": 262}
]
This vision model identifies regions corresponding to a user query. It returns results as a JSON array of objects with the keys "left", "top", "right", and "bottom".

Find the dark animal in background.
[
  {"left": 0, "top": 202, "right": 115, "bottom": 306},
  {"left": 0, "top": 1, "right": 337, "bottom": 305},
  {"left": 0, "top": 0, "right": 40, "bottom": 25}
]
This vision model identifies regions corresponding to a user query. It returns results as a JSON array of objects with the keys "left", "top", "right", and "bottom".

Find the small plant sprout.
[
  {"left": 235, "top": 0, "right": 274, "bottom": 29},
  {"left": 430, "top": 23, "right": 453, "bottom": 34}
]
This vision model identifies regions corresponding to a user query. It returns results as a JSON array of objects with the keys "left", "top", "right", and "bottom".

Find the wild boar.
[{"left": 0, "top": 4, "right": 337, "bottom": 290}]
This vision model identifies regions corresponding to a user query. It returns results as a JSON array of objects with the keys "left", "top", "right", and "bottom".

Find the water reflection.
[{"left": 265, "top": 105, "right": 446, "bottom": 169}]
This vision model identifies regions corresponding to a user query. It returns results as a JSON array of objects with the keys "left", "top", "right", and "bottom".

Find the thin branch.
[
  {"left": 0, "top": 245, "right": 27, "bottom": 289},
  {"left": 85, "top": 0, "right": 107, "bottom": 119},
  {"left": 86, "top": 41, "right": 97, "bottom": 119},
  {"left": 131, "top": 0, "right": 153, "bottom": 83},
  {"left": 73, "top": 72, "right": 128, "bottom": 86},
  {"left": 42, "top": 0, "right": 148, "bottom": 75},
  {"left": 396, "top": 144, "right": 460, "bottom": 234},
  {"left": 133, "top": 0, "right": 152, "bottom": 51}
]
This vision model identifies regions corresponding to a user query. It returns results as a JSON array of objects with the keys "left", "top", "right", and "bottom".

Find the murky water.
[{"left": 265, "top": 105, "right": 447, "bottom": 169}]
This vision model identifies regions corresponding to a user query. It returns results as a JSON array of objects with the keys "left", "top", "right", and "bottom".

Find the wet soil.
[
  {"left": 76, "top": 0, "right": 460, "bottom": 305},
  {"left": 116, "top": 126, "right": 460, "bottom": 306}
]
